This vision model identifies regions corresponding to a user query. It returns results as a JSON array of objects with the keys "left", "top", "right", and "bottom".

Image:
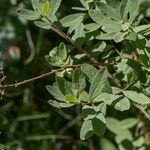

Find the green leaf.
[
  {"left": 82, "top": 103, "right": 106, "bottom": 120},
  {"left": 46, "top": 43, "right": 71, "bottom": 68},
  {"left": 85, "top": 23, "right": 101, "bottom": 32},
  {"left": 140, "top": 0, "right": 150, "bottom": 17},
  {"left": 72, "top": 7, "right": 87, "bottom": 11},
  {"left": 17, "top": 9, "right": 40, "bottom": 20},
  {"left": 78, "top": 91, "right": 89, "bottom": 102},
  {"left": 106, "top": 117, "right": 138, "bottom": 135},
  {"left": 116, "top": 58, "right": 132, "bottom": 76},
  {"left": 49, "top": 0, "right": 62, "bottom": 16},
  {"left": 100, "top": 79, "right": 112, "bottom": 94},
  {"left": 45, "top": 48, "right": 60, "bottom": 67},
  {"left": 99, "top": 2, "right": 121, "bottom": 21},
  {"left": 64, "top": 94, "right": 77, "bottom": 103},
  {"left": 72, "top": 68, "right": 86, "bottom": 96},
  {"left": 114, "top": 97, "right": 130, "bottom": 111},
  {"left": 133, "top": 137, "right": 145, "bottom": 147},
  {"left": 106, "top": 117, "right": 122, "bottom": 135},
  {"left": 46, "top": 84, "right": 64, "bottom": 101},
  {"left": 123, "top": 90, "right": 150, "bottom": 104},
  {"left": 56, "top": 77, "right": 72, "bottom": 95},
  {"left": 34, "top": 21, "right": 52, "bottom": 29},
  {"left": 123, "top": 0, "right": 139, "bottom": 21},
  {"left": 89, "top": 9, "right": 105, "bottom": 25},
  {"left": 80, "top": 0, "right": 90, "bottom": 10},
  {"left": 48, "top": 100, "right": 74, "bottom": 108},
  {"left": 133, "top": 24, "right": 150, "bottom": 33},
  {"left": 89, "top": 7, "right": 122, "bottom": 32},
  {"left": 88, "top": 68, "right": 110, "bottom": 101},
  {"left": 138, "top": 146, "right": 146, "bottom": 150},
  {"left": 74, "top": 54, "right": 86, "bottom": 60},
  {"left": 92, "top": 113, "right": 106, "bottom": 137},
  {"left": 125, "top": 32, "right": 137, "bottom": 41},
  {"left": 60, "top": 13, "right": 85, "bottom": 27},
  {"left": 82, "top": 105, "right": 96, "bottom": 119},
  {"left": 113, "top": 32, "right": 128, "bottom": 43},
  {"left": 92, "top": 42, "right": 106, "bottom": 53},
  {"left": 122, "top": 22, "right": 130, "bottom": 31},
  {"left": 119, "top": 118, "right": 138, "bottom": 129},
  {"left": 115, "top": 129, "right": 133, "bottom": 143},
  {"left": 60, "top": 14, "right": 85, "bottom": 36},
  {"left": 58, "top": 42, "right": 68, "bottom": 62},
  {"left": 101, "top": 21, "right": 122, "bottom": 33},
  {"left": 31, "top": 0, "right": 40, "bottom": 11},
  {"left": 41, "top": 1, "right": 50, "bottom": 16},
  {"left": 73, "top": 22, "right": 85, "bottom": 40},
  {"left": 96, "top": 32, "right": 117, "bottom": 40},
  {"left": 100, "top": 138, "right": 117, "bottom": 150},
  {"left": 81, "top": 63, "right": 97, "bottom": 83},
  {"left": 95, "top": 103, "right": 107, "bottom": 115},
  {"left": 68, "top": 16, "right": 85, "bottom": 35},
  {"left": 56, "top": 77, "right": 66, "bottom": 95},
  {"left": 95, "top": 93, "right": 121, "bottom": 105},
  {"left": 80, "top": 119, "right": 94, "bottom": 140}
]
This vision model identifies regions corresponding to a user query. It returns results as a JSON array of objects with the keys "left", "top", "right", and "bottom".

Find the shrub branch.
[
  {"left": 0, "top": 17, "right": 122, "bottom": 93},
  {"left": 0, "top": 65, "right": 80, "bottom": 91},
  {"left": 45, "top": 16, "right": 105, "bottom": 67}
]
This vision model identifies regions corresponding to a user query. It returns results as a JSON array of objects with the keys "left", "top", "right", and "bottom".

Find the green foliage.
[
  {"left": 45, "top": 42, "right": 72, "bottom": 68},
  {"left": 41, "top": 1, "right": 50, "bottom": 17},
  {"left": 106, "top": 117, "right": 138, "bottom": 142},
  {"left": 1, "top": 0, "right": 150, "bottom": 149},
  {"left": 100, "top": 138, "right": 117, "bottom": 150},
  {"left": 88, "top": 67, "right": 111, "bottom": 101},
  {"left": 114, "top": 97, "right": 130, "bottom": 111},
  {"left": 17, "top": 9, "right": 40, "bottom": 20},
  {"left": 80, "top": 104, "right": 106, "bottom": 140},
  {"left": 123, "top": 90, "right": 150, "bottom": 105}
]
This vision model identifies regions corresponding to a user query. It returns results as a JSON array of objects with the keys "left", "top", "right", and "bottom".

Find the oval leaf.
[
  {"left": 88, "top": 68, "right": 111, "bottom": 101},
  {"left": 17, "top": 9, "right": 40, "bottom": 20},
  {"left": 115, "top": 97, "right": 130, "bottom": 111},
  {"left": 64, "top": 94, "right": 77, "bottom": 103},
  {"left": 41, "top": 1, "right": 50, "bottom": 16},
  {"left": 123, "top": 90, "right": 150, "bottom": 105},
  {"left": 80, "top": 119, "right": 94, "bottom": 140},
  {"left": 92, "top": 113, "right": 106, "bottom": 137},
  {"left": 34, "top": 21, "right": 52, "bottom": 29},
  {"left": 120, "top": 118, "right": 138, "bottom": 130}
]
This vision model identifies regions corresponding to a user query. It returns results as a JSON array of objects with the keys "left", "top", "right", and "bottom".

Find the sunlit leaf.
[
  {"left": 48, "top": 100, "right": 74, "bottom": 108},
  {"left": 64, "top": 94, "right": 77, "bottom": 103},
  {"left": 123, "top": 90, "right": 150, "bottom": 104},
  {"left": 80, "top": 119, "right": 94, "bottom": 140},
  {"left": 88, "top": 68, "right": 111, "bottom": 101},
  {"left": 17, "top": 9, "right": 40, "bottom": 20}
]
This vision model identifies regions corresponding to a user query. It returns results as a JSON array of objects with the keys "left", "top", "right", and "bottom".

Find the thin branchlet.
[{"left": 0, "top": 64, "right": 80, "bottom": 90}]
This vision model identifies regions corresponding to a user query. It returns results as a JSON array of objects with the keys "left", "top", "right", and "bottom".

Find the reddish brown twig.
[
  {"left": 0, "top": 64, "right": 80, "bottom": 91},
  {"left": 0, "top": 70, "right": 56, "bottom": 89},
  {"left": 0, "top": 67, "right": 5, "bottom": 96}
]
